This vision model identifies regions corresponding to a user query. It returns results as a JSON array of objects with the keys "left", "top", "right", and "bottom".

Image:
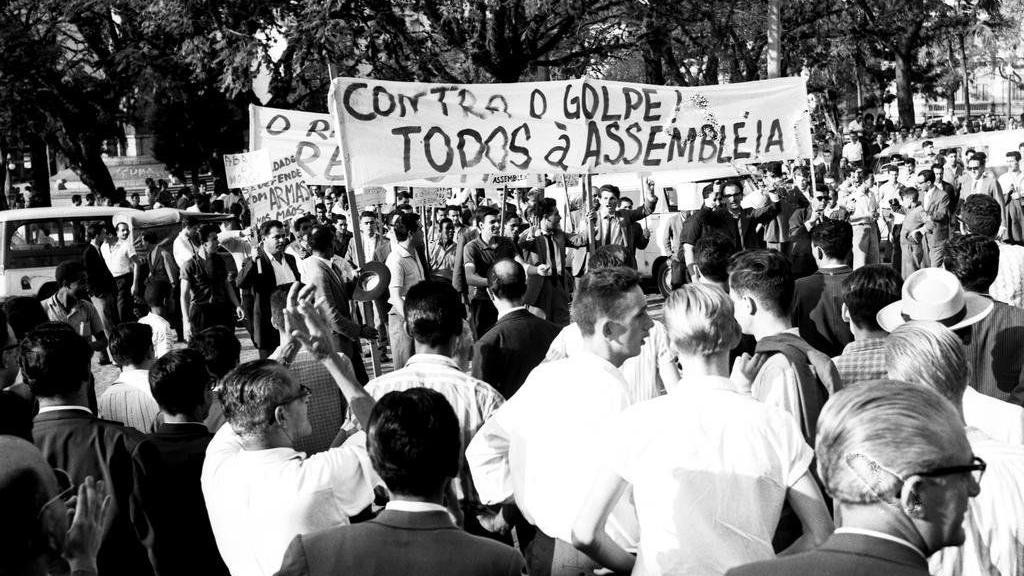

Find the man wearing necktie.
[
  {"left": 518, "top": 198, "right": 589, "bottom": 326},
  {"left": 589, "top": 182, "right": 658, "bottom": 269},
  {"left": 916, "top": 168, "right": 953, "bottom": 268}
]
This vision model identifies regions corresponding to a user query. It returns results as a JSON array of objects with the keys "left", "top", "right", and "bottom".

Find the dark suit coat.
[
  {"left": 725, "top": 532, "right": 929, "bottom": 576},
  {"left": 299, "top": 255, "right": 369, "bottom": 384},
  {"left": 967, "top": 297, "right": 1024, "bottom": 405},
  {"left": 791, "top": 266, "right": 853, "bottom": 358},
  {"left": 518, "top": 229, "right": 588, "bottom": 310},
  {"left": 33, "top": 409, "right": 155, "bottom": 576},
  {"left": 274, "top": 509, "right": 526, "bottom": 576},
  {"left": 452, "top": 227, "right": 480, "bottom": 294},
  {"left": 134, "top": 423, "right": 228, "bottom": 576},
  {"left": 237, "top": 248, "right": 299, "bottom": 350},
  {"left": 472, "top": 309, "right": 561, "bottom": 398}
]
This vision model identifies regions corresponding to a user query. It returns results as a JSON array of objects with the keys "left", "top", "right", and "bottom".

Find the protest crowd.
[{"left": 6, "top": 90, "right": 1024, "bottom": 576}]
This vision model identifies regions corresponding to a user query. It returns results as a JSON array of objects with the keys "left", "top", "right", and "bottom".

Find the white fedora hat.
[{"left": 877, "top": 268, "right": 993, "bottom": 333}]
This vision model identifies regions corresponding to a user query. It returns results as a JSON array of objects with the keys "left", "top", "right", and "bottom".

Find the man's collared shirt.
[
  {"left": 268, "top": 253, "right": 297, "bottom": 286},
  {"left": 98, "top": 368, "right": 160, "bottom": 434},
  {"left": 37, "top": 405, "right": 92, "bottom": 415},
  {"left": 385, "top": 243, "right": 425, "bottom": 308},
  {"left": 201, "top": 425, "right": 377, "bottom": 576},
  {"left": 607, "top": 376, "right": 813, "bottom": 575},
  {"left": 43, "top": 294, "right": 104, "bottom": 339},
  {"left": 832, "top": 338, "right": 888, "bottom": 388},
  {"left": 991, "top": 243, "right": 1024, "bottom": 308},
  {"left": 101, "top": 240, "right": 135, "bottom": 277},
  {"left": 356, "top": 354, "right": 504, "bottom": 504},
  {"left": 963, "top": 387, "right": 1024, "bottom": 446},
  {"left": 467, "top": 352, "right": 637, "bottom": 547},
  {"left": 930, "top": 428, "right": 1024, "bottom": 576},
  {"left": 428, "top": 240, "right": 457, "bottom": 280},
  {"left": 545, "top": 321, "right": 676, "bottom": 404},
  {"left": 497, "top": 306, "right": 527, "bottom": 321}
]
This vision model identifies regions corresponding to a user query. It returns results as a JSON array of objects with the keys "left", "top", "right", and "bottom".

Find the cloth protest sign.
[
  {"left": 410, "top": 188, "right": 450, "bottom": 208},
  {"left": 224, "top": 149, "right": 273, "bottom": 188},
  {"left": 354, "top": 187, "right": 388, "bottom": 210},
  {"left": 250, "top": 105, "right": 346, "bottom": 186},
  {"left": 328, "top": 77, "right": 812, "bottom": 189},
  {"left": 236, "top": 154, "right": 316, "bottom": 228}
]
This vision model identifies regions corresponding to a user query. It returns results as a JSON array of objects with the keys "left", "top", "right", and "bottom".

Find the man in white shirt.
[
  {"left": 138, "top": 283, "right": 174, "bottom": 358},
  {"left": 385, "top": 212, "right": 426, "bottom": 370},
  {"left": 572, "top": 284, "right": 833, "bottom": 575},
  {"left": 840, "top": 169, "right": 880, "bottom": 268},
  {"left": 201, "top": 284, "right": 380, "bottom": 576},
  {"left": 172, "top": 219, "right": 201, "bottom": 270},
  {"left": 1000, "top": 151, "right": 1024, "bottom": 244},
  {"left": 467, "top": 266, "right": 653, "bottom": 576},
  {"left": 98, "top": 323, "right": 160, "bottom": 433},
  {"left": 101, "top": 221, "right": 139, "bottom": 322},
  {"left": 840, "top": 133, "right": 863, "bottom": 167},
  {"left": 886, "top": 322, "right": 1024, "bottom": 576}
]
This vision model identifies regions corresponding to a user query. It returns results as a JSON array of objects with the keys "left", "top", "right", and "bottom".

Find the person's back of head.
[
  {"left": 572, "top": 266, "right": 642, "bottom": 337},
  {"left": 150, "top": 348, "right": 211, "bottom": 419},
  {"left": 959, "top": 193, "right": 1001, "bottom": 239},
  {"left": 55, "top": 260, "right": 85, "bottom": 289},
  {"left": 109, "top": 322, "right": 153, "bottom": 369},
  {"left": 728, "top": 249, "right": 795, "bottom": 318},
  {"left": 663, "top": 284, "right": 741, "bottom": 359},
  {"left": 308, "top": 225, "right": 335, "bottom": 255},
  {"left": 943, "top": 234, "right": 999, "bottom": 293},
  {"left": 810, "top": 219, "right": 853, "bottom": 263},
  {"left": 404, "top": 281, "right": 463, "bottom": 350},
  {"left": 393, "top": 212, "right": 421, "bottom": 243},
  {"left": 144, "top": 282, "right": 169, "bottom": 316},
  {"left": 589, "top": 245, "right": 628, "bottom": 270},
  {"left": 368, "top": 388, "right": 460, "bottom": 500},
  {"left": 816, "top": 382, "right": 976, "bottom": 555},
  {"left": 841, "top": 264, "right": 902, "bottom": 333},
  {"left": 694, "top": 234, "right": 736, "bottom": 286},
  {"left": 487, "top": 259, "right": 526, "bottom": 305},
  {"left": 886, "top": 321, "right": 969, "bottom": 408},
  {"left": 0, "top": 436, "right": 64, "bottom": 574},
  {"left": 20, "top": 324, "right": 93, "bottom": 401},
  {"left": 188, "top": 325, "right": 241, "bottom": 379},
  {"left": 219, "top": 359, "right": 293, "bottom": 437}
]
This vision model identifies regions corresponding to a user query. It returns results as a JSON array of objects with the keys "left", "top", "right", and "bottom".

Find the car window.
[{"left": 8, "top": 222, "right": 59, "bottom": 251}]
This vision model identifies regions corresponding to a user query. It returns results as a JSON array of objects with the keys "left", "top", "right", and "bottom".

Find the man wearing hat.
[{"left": 876, "top": 268, "right": 994, "bottom": 337}]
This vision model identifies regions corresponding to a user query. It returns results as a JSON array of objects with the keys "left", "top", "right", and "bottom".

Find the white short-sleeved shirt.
[
  {"left": 608, "top": 378, "right": 812, "bottom": 576},
  {"left": 991, "top": 243, "right": 1024, "bottom": 309},
  {"left": 101, "top": 239, "right": 135, "bottom": 277},
  {"left": 201, "top": 425, "right": 377, "bottom": 576},
  {"left": 384, "top": 243, "right": 425, "bottom": 309},
  {"left": 466, "top": 352, "right": 638, "bottom": 546},
  {"left": 138, "top": 312, "right": 174, "bottom": 358},
  {"left": 963, "top": 387, "right": 1024, "bottom": 446}
]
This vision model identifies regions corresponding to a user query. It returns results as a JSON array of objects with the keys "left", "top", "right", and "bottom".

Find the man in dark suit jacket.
[
  {"left": 26, "top": 323, "right": 155, "bottom": 576},
  {"left": 237, "top": 219, "right": 300, "bottom": 359},
  {"left": 517, "top": 199, "right": 588, "bottom": 327},
  {"left": 134, "top": 349, "right": 229, "bottom": 576},
  {"left": 727, "top": 383, "right": 979, "bottom": 576},
  {"left": 589, "top": 183, "right": 657, "bottom": 270},
  {"left": 473, "top": 260, "right": 560, "bottom": 398},
  {"left": 276, "top": 388, "right": 526, "bottom": 576},
  {"left": 917, "top": 168, "right": 954, "bottom": 268},
  {"left": 791, "top": 220, "right": 854, "bottom": 357}
]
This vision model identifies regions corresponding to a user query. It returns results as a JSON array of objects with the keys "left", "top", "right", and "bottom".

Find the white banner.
[
  {"left": 250, "top": 105, "right": 346, "bottom": 186},
  {"left": 224, "top": 149, "right": 273, "bottom": 188},
  {"left": 238, "top": 155, "right": 316, "bottom": 227},
  {"left": 328, "top": 77, "right": 812, "bottom": 189}
]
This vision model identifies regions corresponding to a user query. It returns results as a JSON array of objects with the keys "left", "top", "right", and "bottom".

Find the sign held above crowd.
[
  {"left": 224, "top": 150, "right": 315, "bottom": 227},
  {"left": 250, "top": 105, "right": 346, "bottom": 186},
  {"left": 328, "top": 77, "right": 812, "bottom": 189}
]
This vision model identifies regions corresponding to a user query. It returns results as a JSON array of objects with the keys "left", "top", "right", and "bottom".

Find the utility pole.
[{"left": 767, "top": 0, "right": 782, "bottom": 79}]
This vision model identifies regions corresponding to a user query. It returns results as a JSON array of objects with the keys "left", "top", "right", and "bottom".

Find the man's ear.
[
  {"left": 899, "top": 476, "right": 928, "bottom": 520},
  {"left": 841, "top": 303, "right": 851, "bottom": 325},
  {"left": 274, "top": 405, "right": 288, "bottom": 429},
  {"left": 743, "top": 296, "right": 758, "bottom": 317}
]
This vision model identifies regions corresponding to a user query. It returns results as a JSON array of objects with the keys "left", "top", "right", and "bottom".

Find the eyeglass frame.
[
  {"left": 274, "top": 384, "right": 312, "bottom": 408},
  {"left": 907, "top": 456, "right": 986, "bottom": 485}
]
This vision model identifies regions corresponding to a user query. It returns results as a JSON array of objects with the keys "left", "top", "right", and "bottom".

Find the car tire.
[{"left": 655, "top": 260, "right": 673, "bottom": 297}]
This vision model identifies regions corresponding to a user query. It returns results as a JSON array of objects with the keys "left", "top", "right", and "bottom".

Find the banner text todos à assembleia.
[{"left": 328, "top": 77, "right": 812, "bottom": 189}]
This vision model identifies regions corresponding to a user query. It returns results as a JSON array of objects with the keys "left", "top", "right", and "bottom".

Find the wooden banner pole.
[{"left": 327, "top": 62, "right": 382, "bottom": 377}]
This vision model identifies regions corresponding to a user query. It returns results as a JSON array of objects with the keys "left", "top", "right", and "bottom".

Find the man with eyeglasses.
[
  {"left": 727, "top": 383, "right": 982, "bottom": 576},
  {"left": 963, "top": 153, "right": 1006, "bottom": 239},
  {"left": 202, "top": 284, "right": 379, "bottom": 576}
]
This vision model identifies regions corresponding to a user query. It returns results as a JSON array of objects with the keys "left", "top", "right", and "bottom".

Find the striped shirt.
[
  {"left": 991, "top": 243, "right": 1024, "bottom": 309},
  {"left": 545, "top": 320, "right": 677, "bottom": 404},
  {"left": 271, "top": 344, "right": 347, "bottom": 456},
  {"left": 355, "top": 354, "right": 504, "bottom": 504},
  {"left": 930, "top": 428, "right": 1024, "bottom": 576},
  {"left": 98, "top": 368, "right": 160, "bottom": 433}
]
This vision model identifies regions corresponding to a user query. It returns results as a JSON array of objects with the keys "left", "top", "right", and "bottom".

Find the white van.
[
  {"left": 877, "top": 129, "right": 1024, "bottom": 179},
  {"left": 547, "top": 168, "right": 743, "bottom": 295},
  {"left": 0, "top": 207, "right": 142, "bottom": 297}
]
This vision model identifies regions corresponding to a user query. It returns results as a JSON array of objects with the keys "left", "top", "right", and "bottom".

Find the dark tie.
[{"left": 544, "top": 234, "right": 560, "bottom": 278}]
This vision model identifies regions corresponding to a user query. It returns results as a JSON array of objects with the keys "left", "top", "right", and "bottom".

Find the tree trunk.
[
  {"left": 73, "top": 134, "right": 116, "bottom": 198},
  {"left": 0, "top": 137, "right": 9, "bottom": 210},
  {"left": 703, "top": 53, "right": 719, "bottom": 85},
  {"left": 959, "top": 33, "right": 971, "bottom": 125},
  {"left": 29, "top": 136, "right": 51, "bottom": 207},
  {"left": 893, "top": 48, "right": 916, "bottom": 128},
  {"left": 641, "top": 15, "right": 667, "bottom": 85}
]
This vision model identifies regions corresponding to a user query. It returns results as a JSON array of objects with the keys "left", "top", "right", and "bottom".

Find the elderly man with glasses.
[
  {"left": 201, "top": 284, "right": 379, "bottom": 576},
  {"left": 727, "top": 382, "right": 983, "bottom": 576},
  {"left": 963, "top": 153, "right": 1007, "bottom": 240}
]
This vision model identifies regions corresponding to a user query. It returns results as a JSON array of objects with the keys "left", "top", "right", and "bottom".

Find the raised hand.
[
  {"left": 730, "top": 352, "right": 767, "bottom": 395},
  {"left": 285, "top": 283, "right": 338, "bottom": 359},
  {"left": 63, "top": 476, "right": 113, "bottom": 572}
]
